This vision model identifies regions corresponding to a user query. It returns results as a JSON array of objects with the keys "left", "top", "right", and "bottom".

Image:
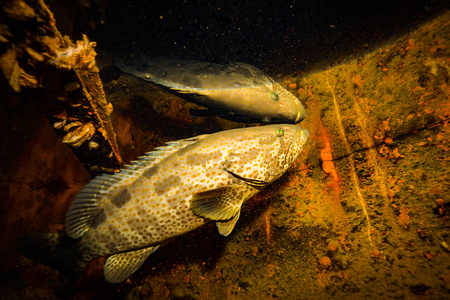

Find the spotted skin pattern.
[
  {"left": 115, "top": 58, "right": 306, "bottom": 123},
  {"left": 64, "top": 124, "right": 309, "bottom": 282}
]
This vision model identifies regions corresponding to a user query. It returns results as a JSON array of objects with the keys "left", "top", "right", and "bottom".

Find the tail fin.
[{"left": 18, "top": 233, "right": 85, "bottom": 280}]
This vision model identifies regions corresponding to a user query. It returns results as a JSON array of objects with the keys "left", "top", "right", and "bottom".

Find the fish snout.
[
  {"left": 268, "top": 98, "right": 306, "bottom": 124},
  {"left": 291, "top": 126, "right": 310, "bottom": 154},
  {"left": 279, "top": 91, "right": 306, "bottom": 124},
  {"left": 298, "top": 127, "right": 310, "bottom": 141}
]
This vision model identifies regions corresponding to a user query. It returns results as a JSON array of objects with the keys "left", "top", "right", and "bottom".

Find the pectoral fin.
[
  {"left": 190, "top": 185, "right": 256, "bottom": 221},
  {"left": 216, "top": 210, "right": 241, "bottom": 236},
  {"left": 104, "top": 245, "right": 159, "bottom": 283}
]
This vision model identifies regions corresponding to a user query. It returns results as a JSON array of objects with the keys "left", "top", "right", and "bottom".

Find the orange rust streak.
[
  {"left": 325, "top": 74, "right": 373, "bottom": 247},
  {"left": 264, "top": 206, "right": 273, "bottom": 243},
  {"left": 319, "top": 125, "right": 339, "bottom": 182},
  {"left": 317, "top": 120, "right": 349, "bottom": 233}
]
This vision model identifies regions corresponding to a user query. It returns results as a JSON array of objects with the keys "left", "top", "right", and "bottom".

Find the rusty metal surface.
[{"left": 103, "top": 11, "right": 449, "bottom": 299}]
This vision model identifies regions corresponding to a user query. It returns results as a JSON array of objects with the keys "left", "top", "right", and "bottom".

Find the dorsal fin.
[
  {"left": 146, "top": 64, "right": 268, "bottom": 95},
  {"left": 65, "top": 135, "right": 208, "bottom": 239}
]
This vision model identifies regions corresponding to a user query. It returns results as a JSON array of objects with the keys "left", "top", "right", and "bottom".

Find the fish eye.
[
  {"left": 276, "top": 128, "right": 284, "bottom": 137},
  {"left": 270, "top": 92, "right": 279, "bottom": 101},
  {"left": 145, "top": 74, "right": 151, "bottom": 80}
]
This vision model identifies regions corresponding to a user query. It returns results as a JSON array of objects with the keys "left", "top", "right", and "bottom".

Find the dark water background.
[{"left": 49, "top": 0, "right": 448, "bottom": 75}]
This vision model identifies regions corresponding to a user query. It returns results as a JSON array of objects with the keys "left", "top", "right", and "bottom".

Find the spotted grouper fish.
[
  {"left": 115, "top": 57, "right": 306, "bottom": 124},
  {"left": 20, "top": 124, "right": 309, "bottom": 283}
]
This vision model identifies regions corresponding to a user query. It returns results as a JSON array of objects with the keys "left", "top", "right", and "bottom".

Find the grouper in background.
[
  {"left": 20, "top": 124, "right": 309, "bottom": 283},
  {"left": 115, "top": 57, "right": 306, "bottom": 124}
]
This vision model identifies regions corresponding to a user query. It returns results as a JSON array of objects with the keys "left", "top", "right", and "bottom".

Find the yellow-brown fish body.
[
  {"left": 21, "top": 124, "right": 309, "bottom": 283},
  {"left": 115, "top": 58, "right": 306, "bottom": 123}
]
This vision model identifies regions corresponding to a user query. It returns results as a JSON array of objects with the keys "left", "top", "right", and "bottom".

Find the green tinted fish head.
[
  {"left": 218, "top": 65, "right": 306, "bottom": 124},
  {"left": 268, "top": 84, "right": 306, "bottom": 124},
  {"left": 284, "top": 125, "right": 309, "bottom": 172},
  {"left": 262, "top": 124, "right": 309, "bottom": 181},
  {"left": 208, "top": 80, "right": 306, "bottom": 124},
  {"left": 223, "top": 124, "right": 309, "bottom": 184}
]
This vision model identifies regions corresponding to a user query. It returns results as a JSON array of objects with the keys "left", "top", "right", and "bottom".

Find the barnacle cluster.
[{"left": 56, "top": 119, "right": 96, "bottom": 148}]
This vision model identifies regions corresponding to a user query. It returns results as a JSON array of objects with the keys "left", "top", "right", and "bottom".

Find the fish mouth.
[
  {"left": 293, "top": 100, "right": 306, "bottom": 124},
  {"left": 270, "top": 99, "right": 306, "bottom": 124}
]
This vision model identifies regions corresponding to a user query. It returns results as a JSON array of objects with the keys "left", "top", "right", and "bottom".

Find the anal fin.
[
  {"left": 104, "top": 245, "right": 159, "bottom": 283},
  {"left": 216, "top": 210, "right": 241, "bottom": 236}
]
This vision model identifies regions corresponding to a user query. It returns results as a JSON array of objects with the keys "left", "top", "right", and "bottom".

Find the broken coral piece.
[
  {"left": 50, "top": 33, "right": 123, "bottom": 167},
  {"left": 0, "top": 0, "right": 123, "bottom": 170}
]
